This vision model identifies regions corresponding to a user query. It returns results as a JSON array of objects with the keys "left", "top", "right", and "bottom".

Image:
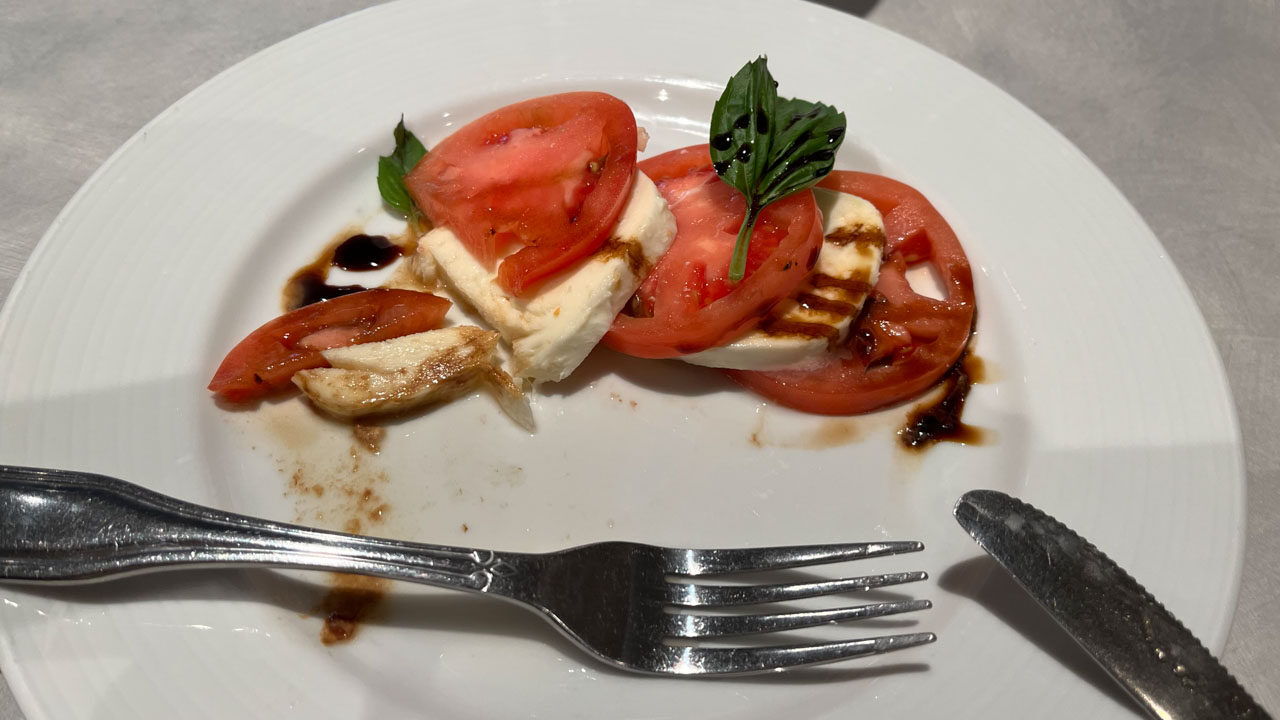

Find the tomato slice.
[
  {"left": 405, "top": 92, "right": 637, "bottom": 296},
  {"left": 208, "top": 289, "right": 451, "bottom": 402},
  {"left": 728, "top": 171, "right": 976, "bottom": 414},
  {"left": 603, "top": 145, "right": 823, "bottom": 358}
]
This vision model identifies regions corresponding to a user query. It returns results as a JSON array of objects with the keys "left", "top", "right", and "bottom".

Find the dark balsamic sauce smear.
[
  {"left": 711, "top": 132, "right": 734, "bottom": 151},
  {"left": 898, "top": 352, "right": 987, "bottom": 450},
  {"left": 317, "top": 575, "right": 387, "bottom": 645},
  {"left": 755, "top": 110, "right": 769, "bottom": 134},
  {"left": 804, "top": 149, "right": 836, "bottom": 168},
  {"left": 332, "top": 234, "right": 403, "bottom": 270},
  {"left": 283, "top": 232, "right": 408, "bottom": 311},
  {"left": 287, "top": 272, "right": 366, "bottom": 309}
]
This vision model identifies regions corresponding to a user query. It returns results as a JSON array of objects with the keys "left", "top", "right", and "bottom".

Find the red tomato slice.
[
  {"left": 603, "top": 145, "right": 823, "bottom": 358},
  {"left": 208, "top": 289, "right": 451, "bottom": 402},
  {"left": 405, "top": 92, "right": 637, "bottom": 296},
  {"left": 728, "top": 171, "right": 976, "bottom": 415}
]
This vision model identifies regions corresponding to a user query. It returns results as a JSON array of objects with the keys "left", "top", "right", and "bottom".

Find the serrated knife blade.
[{"left": 954, "top": 489, "right": 1269, "bottom": 720}]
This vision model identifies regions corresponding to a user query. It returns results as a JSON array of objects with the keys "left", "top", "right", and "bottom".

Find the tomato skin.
[
  {"left": 405, "top": 92, "right": 637, "bottom": 297},
  {"left": 208, "top": 289, "right": 451, "bottom": 402},
  {"left": 603, "top": 145, "right": 823, "bottom": 358},
  {"left": 728, "top": 171, "right": 976, "bottom": 415}
]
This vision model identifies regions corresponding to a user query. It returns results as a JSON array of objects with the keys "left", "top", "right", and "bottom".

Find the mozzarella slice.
[
  {"left": 292, "top": 326, "right": 533, "bottom": 430},
  {"left": 680, "top": 188, "right": 886, "bottom": 371},
  {"left": 423, "top": 170, "right": 676, "bottom": 383}
]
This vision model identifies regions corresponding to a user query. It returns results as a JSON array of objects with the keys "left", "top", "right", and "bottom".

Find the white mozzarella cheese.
[
  {"left": 680, "top": 187, "right": 886, "bottom": 371},
  {"left": 292, "top": 326, "right": 499, "bottom": 417},
  {"left": 292, "top": 326, "right": 534, "bottom": 430},
  {"left": 423, "top": 170, "right": 676, "bottom": 383}
]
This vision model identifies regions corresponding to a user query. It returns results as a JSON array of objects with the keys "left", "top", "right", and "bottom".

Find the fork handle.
[{"left": 0, "top": 465, "right": 515, "bottom": 592}]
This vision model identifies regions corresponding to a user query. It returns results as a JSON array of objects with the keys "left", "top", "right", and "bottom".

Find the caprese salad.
[{"left": 208, "top": 57, "right": 976, "bottom": 432}]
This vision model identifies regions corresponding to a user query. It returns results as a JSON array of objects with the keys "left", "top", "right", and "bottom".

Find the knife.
[{"left": 954, "top": 489, "right": 1270, "bottom": 720}]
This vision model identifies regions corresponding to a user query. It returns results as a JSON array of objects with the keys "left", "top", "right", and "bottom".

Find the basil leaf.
[
  {"left": 390, "top": 117, "right": 427, "bottom": 174},
  {"left": 378, "top": 115, "right": 428, "bottom": 227},
  {"left": 377, "top": 155, "right": 416, "bottom": 217},
  {"left": 709, "top": 56, "right": 775, "bottom": 206},
  {"left": 709, "top": 58, "right": 846, "bottom": 282},
  {"left": 757, "top": 97, "right": 845, "bottom": 208}
]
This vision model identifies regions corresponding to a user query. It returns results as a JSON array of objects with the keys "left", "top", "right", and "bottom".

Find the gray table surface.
[{"left": 1, "top": 0, "right": 1277, "bottom": 716}]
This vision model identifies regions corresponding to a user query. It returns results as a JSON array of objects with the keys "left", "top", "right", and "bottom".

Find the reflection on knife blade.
[{"left": 954, "top": 489, "right": 1270, "bottom": 720}]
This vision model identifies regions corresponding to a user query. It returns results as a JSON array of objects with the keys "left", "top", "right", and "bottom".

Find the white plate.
[{"left": 0, "top": 1, "right": 1244, "bottom": 718}]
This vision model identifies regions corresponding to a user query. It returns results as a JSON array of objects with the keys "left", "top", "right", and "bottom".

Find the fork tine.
[
  {"left": 658, "top": 632, "right": 937, "bottom": 675},
  {"left": 665, "top": 599, "right": 931, "bottom": 638},
  {"left": 664, "top": 541, "right": 924, "bottom": 575},
  {"left": 665, "top": 571, "right": 928, "bottom": 606}
]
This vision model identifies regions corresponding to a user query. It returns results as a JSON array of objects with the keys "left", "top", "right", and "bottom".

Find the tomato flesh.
[
  {"left": 604, "top": 145, "right": 823, "bottom": 358},
  {"left": 405, "top": 92, "right": 637, "bottom": 296},
  {"left": 635, "top": 170, "right": 789, "bottom": 308},
  {"left": 728, "top": 171, "right": 976, "bottom": 415},
  {"left": 208, "top": 289, "right": 451, "bottom": 402}
]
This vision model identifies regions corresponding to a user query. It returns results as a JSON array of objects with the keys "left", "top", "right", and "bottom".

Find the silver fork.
[{"left": 0, "top": 465, "right": 934, "bottom": 675}]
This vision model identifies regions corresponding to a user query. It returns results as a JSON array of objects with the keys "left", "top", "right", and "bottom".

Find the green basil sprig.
[
  {"left": 377, "top": 116, "right": 428, "bottom": 232},
  {"left": 710, "top": 57, "right": 846, "bottom": 283}
]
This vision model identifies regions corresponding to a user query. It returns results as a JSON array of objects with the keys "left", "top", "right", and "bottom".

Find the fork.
[{"left": 0, "top": 465, "right": 934, "bottom": 675}]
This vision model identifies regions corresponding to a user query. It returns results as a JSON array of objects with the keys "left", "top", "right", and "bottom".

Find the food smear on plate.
[
  {"left": 352, "top": 423, "right": 386, "bottom": 454},
  {"left": 898, "top": 351, "right": 989, "bottom": 450},
  {"left": 318, "top": 573, "right": 389, "bottom": 645},
  {"left": 275, "top": 440, "right": 397, "bottom": 644},
  {"left": 207, "top": 56, "right": 980, "bottom": 442},
  {"left": 283, "top": 229, "right": 418, "bottom": 311}
]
